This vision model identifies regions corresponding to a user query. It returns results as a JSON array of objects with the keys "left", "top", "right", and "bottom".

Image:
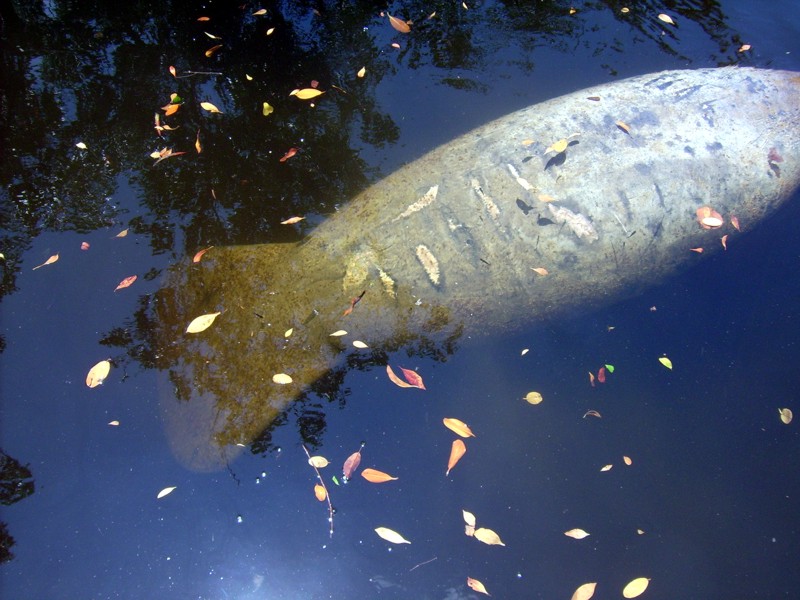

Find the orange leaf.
[
  {"left": 169, "top": 65, "right": 177, "bottom": 77},
  {"left": 114, "top": 275, "right": 137, "bottom": 291},
  {"left": 32, "top": 254, "right": 59, "bottom": 270},
  {"left": 696, "top": 206, "right": 723, "bottom": 229},
  {"left": 195, "top": 129, "right": 202, "bottom": 153},
  {"left": 690, "top": 247, "right": 704, "bottom": 253},
  {"left": 162, "top": 103, "right": 180, "bottom": 116},
  {"left": 721, "top": 234, "right": 728, "bottom": 250},
  {"left": 388, "top": 14, "right": 411, "bottom": 33},
  {"left": 386, "top": 365, "right": 414, "bottom": 388},
  {"left": 443, "top": 417, "right": 475, "bottom": 438},
  {"left": 193, "top": 246, "right": 213, "bottom": 262},
  {"left": 588, "top": 371, "right": 595, "bottom": 387},
  {"left": 314, "top": 484, "right": 326, "bottom": 501},
  {"left": 204, "top": 44, "right": 223, "bottom": 57},
  {"left": 399, "top": 367, "right": 425, "bottom": 389},
  {"left": 446, "top": 439, "right": 466, "bottom": 475},
  {"left": 730, "top": 215, "right": 741, "bottom": 231},
  {"left": 280, "top": 147, "right": 298, "bottom": 162},
  {"left": 531, "top": 267, "right": 549, "bottom": 276},
  {"left": 361, "top": 468, "right": 398, "bottom": 483},
  {"left": 467, "top": 577, "right": 490, "bottom": 596}
]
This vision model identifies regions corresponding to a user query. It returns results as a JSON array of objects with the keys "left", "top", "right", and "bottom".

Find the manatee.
[{"left": 155, "top": 67, "right": 800, "bottom": 470}]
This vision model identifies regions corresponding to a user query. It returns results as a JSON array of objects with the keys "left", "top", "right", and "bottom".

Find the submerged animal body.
[{"left": 156, "top": 67, "right": 800, "bottom": 470}]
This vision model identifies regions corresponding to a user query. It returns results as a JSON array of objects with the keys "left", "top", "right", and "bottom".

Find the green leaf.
[{"left": 604, "top": 364, "right": 615, "bottom": 373}]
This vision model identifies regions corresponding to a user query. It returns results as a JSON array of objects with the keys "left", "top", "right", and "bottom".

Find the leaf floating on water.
[
  {"left": 342, "top": 445, "right": 363, "bottom": 481},
  {"left": 32, "top": 254, "right": 59, "bottom": 270},
  {"left": 738, "top": 44, "right": 751, "bottom": 52},
  {"left": 597, "top": 366, "right": 606, "bottom": 383},
  {"left": 605, "top": 364, "right": 615, "bottom": 373},
  {"left": 467, "top": 577, "right": 490, "bottom": 596},
  {"left": 657, "top": 13, "right": 675, "bottom": 25},
  {"left": 157, "top": 486, "right": 177, "bottom": 499},
  {"left": 330, "top": 330, "right": 348, "bottom": 337},
  {"left": 545, "top": 138, "right": 569, "bottom": 154},
  {"left": 690, "top": 247, "right": 704, "bottom": 253},
  {"left": 730, "top": 215, "right": 741, "bottom": 231},
  {"left": 308, "top": 456, "right": 329, "bottom": 468},
  {"left": 600, "top": 464, "right": 613, "bottom": 472},
  {"left": 473, "top": 527, "right": 505, "bottom": 546},
  {"left": 571, "top": 582, "right": 597, "bottom": 600},
  {"left": 108, "top": 420, "right": 120, "bottom": 426},
  {"left": 721, "top": 234, "right": 728, "bottom": 250},
  {"left": 564, "top": 528, "right": 591, "bottom": 539},
  {"left": 696, "top": 206, "right": 723, "bottom": 229},
  {"left": 399, "top": 367, "right": 426, "bottom": 389},
  {"left": 81, "top": 242, "right": 90, "bottom": 250},
  {"left": 375, "top": 527, "right": 410, "bottom": 544},
  {"left": 186, "top": 312, "right": 221, "bottom": 333},
  {"left": 446, "top": 439, "right": 466, "bottom": 475},
  {"left": 290, "top": 88, "right": 325, "bottom": 100},
  {"left": 623, "top": 455, "right": 633, "bottom": 465},
  {"left": 204, "top": 44, "right": 223, "bottom": 57},
  {"left": 388, "top": 14, "right": 411, "bottom": 33},
  {"left": 284, "top": 328, "right": 293, "bottom": 338},
  {"left": 622, "top": 577, "right": 650, "bottom": 598},
  {"left": 779, "top": 408, "right": 793, "bottom": 424},
  {"left": 200, "top": 101, "right": 223, "bottom": 113},
  {"left": 443, "top": 418, "right": 475, "bottom": 438},
  {"left": 658, "top": 356, "right": 673, "bottom": 370},
  {"left": 583, "top": 409, "right": 602, "bottom": 418},
  {"left": 262, "top": 102, "right": 274, "bottom": 116},
  {"left": 195, "top": 130, "right": 202, "bottom": 154},
  {"left": 386, "top": 365, "right": 414, "bottom": 388},
  {"left": 361, "top": 468, "right": 398, "bottom": 483},
  {"left": 253, "top": 8, "right": 267, "bottom": 15},
  {"left": 357, "top": 66, "right": 366, "bottom": 78},
  {"left": 616, "top": 120, "right": 632, "bottom": 134},
  {"left": 462, "top": 510, "right": 476, "bottom": 527},
  {"left": 353, "top": 340, "right": 369, "bottom": 349},
  {"left": 114, "top": 275, "right": 137, "bottom": 292},
  {"left": 588, "top": 371, "right": 596, "bottom": 387},
  {"left": 193, "top": 246, "right": 213, "bottom": 262},
  {"left": 531, "top": 267, "right": 549, "bottom": 276},
  {"left": 272, "top": 373, "right": 293, "bottom": 384},
  {"left": 86, "top": 360, "right": 111, "bottom": 388},
  {"left": 279, "top": 147, "right": 299, "bottom": 162},
  {"left": 314, "top": 484, "right": 327, "bottom": 501},
  {"left": 521, "top": 348, "right": 529, "bottom": 356},
  {"left": 524, "top": 391, "right": 543, "bottom": 405}
]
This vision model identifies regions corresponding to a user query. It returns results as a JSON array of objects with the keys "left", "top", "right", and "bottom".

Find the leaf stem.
[{"left": 302, "top": 445, "right": 334, "bottom": 538}]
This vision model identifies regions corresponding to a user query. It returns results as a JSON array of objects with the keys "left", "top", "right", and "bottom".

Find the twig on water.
[
  {"left": 409, "top": 556, "right": 438, "bottom": 572},
  {"left": 302, "top": 445, "right": 334, "bottom": 538}
]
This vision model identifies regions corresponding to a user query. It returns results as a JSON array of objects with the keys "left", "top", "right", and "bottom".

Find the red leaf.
[
  {"left": 399, "top": 367, "right": 425, "bottom": 390},
  {"left": 597, "top": 366, "right": 606, "bottom": 383},
  {"left": 342, "top": 444, "right": 364, "bottom": 481},
  {"left": 279, "top": 147, "right": 299, "bottom": 162},
  {"left": 114, "top": 275, "right": 137, "bottom": 291}
]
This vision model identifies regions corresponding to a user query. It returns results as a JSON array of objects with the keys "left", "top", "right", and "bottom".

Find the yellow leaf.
[
  {"left": 116, "top": 229, "right": 128, "bottom": 238},
  {"left": 623, "top": 455, "right": 633, "bottom": 465},
  {"left": 186, "top": 312, "right": 221, "bottom": 333},
  {"left": 352, "top": 340, "right": 369, "bottom": 348},
  {"left": 388, "top": 14, "right": 411, "bottom": 33},
  {"left": 200, "top": 101, "right": 223, "bottom": 113},
  {"left": 280, "top": 216, "right": 305, "bottom": 225},
  {"left": 571, "top": 582, "right": 597, "bottom": 600},
  {"left": 284, "top": 328, "right": 293, "bottom": 338},
  {"left": 473, "top": 527, "right": 505, "bottom": 546},
  {"left": 195, "top": 130, "right": 202, "bottom": 154},
  {"left": 658, "top": 356, "right": 673, "bottom": 370},
  {"left": 443, "top": 417, "right": 476, "bottom": 438},
  {"left": 537, "top": 194, "right": 555, "bottom": 202},
  {"left": 86, "top": 360, "right": 111, "bottom": 388},
  {"left": 374, "top": 527, "right": 410, "bottom": 544},
  {"left": 357, "top": 66, "right": 366, "bottom": 78},
  {"left": 308, "top": 456, "right": 329, "bottom": 468},
  {"left": 157, "top": 486, "right": 177, "bottom": 499},
  {"left": 253, "top": 8, "right": 267, "bottom": 15},
  {"left": 564, "top": 528, "right": 591, "bottom": 539},
  {"left": 623, "top": 577, "right": 650, "bottom": 598},
  {"left": 738, "top": 44, "right": 751, "bottom": 53},
  {"left": 76, "top": 142, "right": 87, "bottom": 149},
  {"left": 314, "top": 483, "right": 326, "bottom": 501},
  {"left": 779, "top": 408, "right": 793, "bottom": 424},
  {"left": 32, "top": 253, "right": 59, "bottom": 270},
  {"left": 266, "top": 27, "right": 275, "bottom": 36},
  {"left": 462, "top": 510, "right": 476, "bottom": 527},
  {"left": 272, "top": 373, "right": 293, "bottom": 384},
  {"left": 545, "top": 138, "right": 568, "bottom": 154},
  {"left": 467, "top": 577, "right": 490, "bottom": 596},
  {"left": 329, "top": 330, "right": 347, "bottom": 337},
  {"left": 108, "top": 420, "right": 120, "bottom": 426},
  {"left": 262, "top": 102, "right": 274, "bottom": 116},
  {"left": 446, "top": 439, "right": 466, "bottom": 475},
  {"left": 290, "top": 88, "right": 325, "bottom": 100},
  {"left": 600, "top": 464, "right": 613, "bottom": 472},
  {"left": 524, "top": 391, "right": 543, "bottom": 405},
  {"left": 657, "top": 13, "right": 675, "bottom": 25},
  {"left": 361, "top": 468, "right": 398, "bottom": 483}
]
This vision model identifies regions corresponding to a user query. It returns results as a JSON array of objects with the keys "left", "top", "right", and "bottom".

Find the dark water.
[{"left": 2, "top": 1, "right": 800, "bottom": 598}]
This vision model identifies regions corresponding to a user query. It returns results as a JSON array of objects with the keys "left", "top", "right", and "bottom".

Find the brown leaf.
[
  {"left": 446, "top": 439, "right": 466, "bottom": 476},
  {"left": 473, "top": 527, "right": 505, "bottom": 546},
  {"left": 32, "top": 254, "right": 59, "bottom": 270},
  {"left": 730, "top": 215, "right": 741, "bottom": 231},
  {"left": 386, "top": 365, "right": 414, "bottom": 388},
  {"left": 192, "top": 246, "right": 214, "bottom": 262},
  {"left": 342, "top": 446, "right": 363, "bottom": 481},
  {"left": 361, "top": 468, "right": 398, "bottom": 483},
  {"left": 690, "top": 247, "right": 704, "bottom": 253},
  {"left": 443, "top": 417, "right": 475, "bottom": 438},
  {"left": 114, "top": 275, "right": 137, "bottom": 291},
  {"left": 388, "top": 14, "right": 411, "bottom": 33},
  {"left": 467, "top": 577, "right": 490, "bottom": 595},
  {"left": 399, "top": 367, "right": 426, "bottom": 389}
]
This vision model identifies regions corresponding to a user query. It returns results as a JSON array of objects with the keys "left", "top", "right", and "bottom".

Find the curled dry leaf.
[
  {"left": 361, "top": 468, "right": 398, "bottom": 483},
  {"left": 272, "top": 373, "right": 293, "bottom": 384},
  {"left": 86, "top": 360, "right": 111, "bottom": 388},
  {"left": 564, "top": 528, "right": 591, "bottom": 539},
  {"left": 443, "top": 418, "right": 475, "bottom": 438},
  {"left": 467, "top": 577, "right": 490, "bottom": 596},
  {"left": 583, "top": 409, "right": 602, "bottom": 418},
  {"left": 290, "top": 88, "right": 325, "bottom": 100},
  {"left": 690, "top": 247, "right": 704, "bottom": 253},
  {"left": 308, "top": 456, "right": 329, "bottom": 468},
  {"left": 81, "top": 242, "right": 90, "bottom": 250},
  {"left": 446, "top": 439, "right": 466, "bottom": 475},
  {"left": 314, "top": 484, "right": 327, "bottom": 501},
  {"left": 779, "top": 408, "right": 793, "bottom": 424},
  {"left": 204, "top": 44, "right": 222, "bottom": 57},
  {"left": 571, "top": 582, "right": 597, "bottom": 600},
  {"left": 279, "top": 147, "right": 298, "bottom": 162},
  {"left": 114, "top": 275, "right": 137, "bottom": 292},
  {"left": 623, "top": 577, "right": 650, "bottom": 598},
  {"left": 524, "top": 391, "right": 543, "bottom": 405},
  {"left": 374, "top": 527, "right": 410, "bottom": 544},
  {"left": 157, "top": 486, "right": 177, "bottom": 499},
  {"left": 186, "top": 312, "right": 221, "bottom": 333},
  {"left": 32, "top": 254, "right": 59, "bottom": 270},
  {"left": 193, "top": 246, "right": 213, "bottom": 262},
  {"left": 730, "top": 215, "right": 741, "bottom": 231},
  {"left": 721, "top": 234, "right": 728, "bottom": 250},
  {"left": 616, "top": 120, "right": 632, "bottom": 134},
  {"left": 388, "top": 14, "right": 411, "bottom": 33},
  {"left": 473, "top": 527, "right": 505, "bottom": 546}
]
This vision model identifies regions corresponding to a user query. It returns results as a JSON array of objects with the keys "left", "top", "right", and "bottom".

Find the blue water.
[{"left": 2, "top": 1, "right": 800, "bottom": 598}]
